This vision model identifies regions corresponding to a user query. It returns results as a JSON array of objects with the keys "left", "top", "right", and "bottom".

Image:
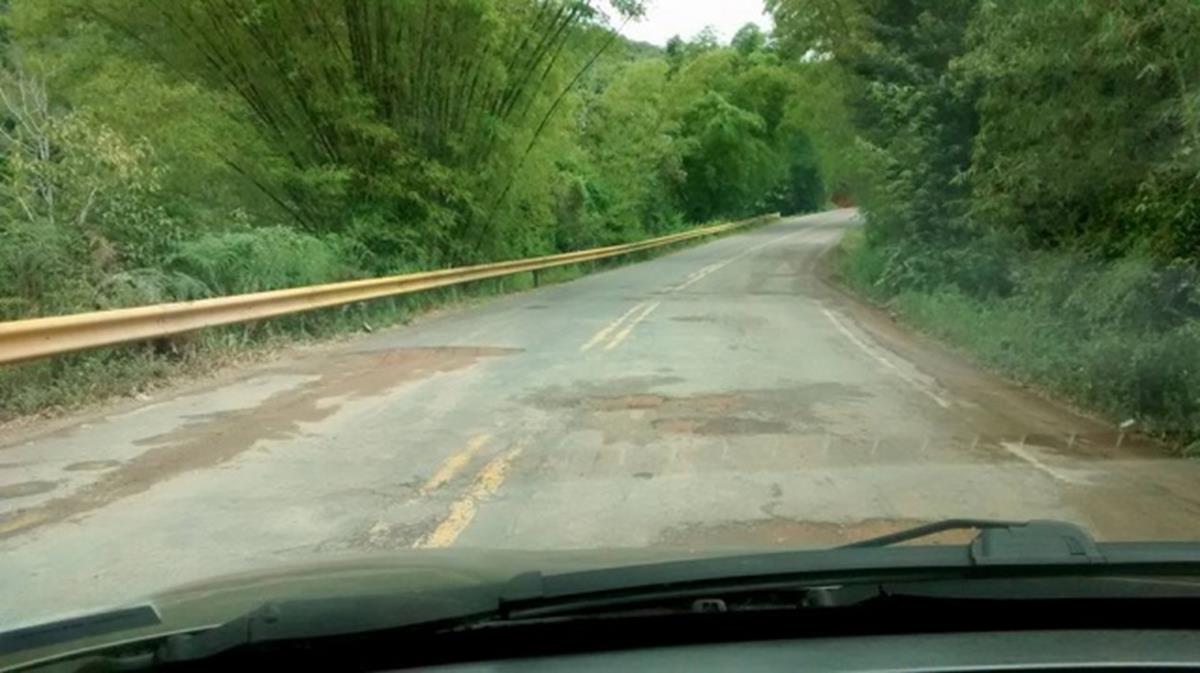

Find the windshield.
[{"left": 1, "top": 0, "right": 1199, "bottom": 633}]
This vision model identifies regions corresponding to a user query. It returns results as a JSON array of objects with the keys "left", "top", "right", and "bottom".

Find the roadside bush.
[
  {"left": 167, "top": 227, "right": 362, "bottom": 296},
  {"left": 841, "top": 232, "right": 1200, "bottom": 445},
  {"left": 836, "top": 229, "right": 890, "bottom": 299},
  {"left": 0, "top": 220, "right": 92, "bottom": 319},
  {"left": 91, "top": 269, "right": 210, "bottom": 309}
]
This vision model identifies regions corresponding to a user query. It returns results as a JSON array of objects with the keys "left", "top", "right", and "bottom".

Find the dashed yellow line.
[
  {"left": 604, "top": 302, "right": 660, "bottom": 351},
  {"left": 668, "top": 262, "right": 724, "bottom": 292},
  {"left": 414, "top": 445, "right": 524, "bottom": 549},
  {"left": 580, "top": 226, "right": 811, "bottom": 354},
  {"left": 419, "top": 434, "right": 492, "bottom": 495},
  {"left": 580, "top": 302, "right": 648, "bottom": 352}
]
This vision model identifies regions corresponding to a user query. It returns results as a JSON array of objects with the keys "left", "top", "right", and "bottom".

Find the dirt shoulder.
[{"left": 812, "top": 234, "right": 1171, "bottom": 461}]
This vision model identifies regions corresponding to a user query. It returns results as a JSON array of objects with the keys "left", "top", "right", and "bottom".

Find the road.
[{"left": 4, "top": 209, "right": 1200, "bottom": 624}]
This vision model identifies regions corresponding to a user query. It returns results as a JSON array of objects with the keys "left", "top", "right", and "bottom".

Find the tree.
[
  {"left": 961, "top": 0, "right": 1200, "bottom": 259},
  {"left": 731, "top": 23, "right": 767, "bottom": 58},
  {"left": 0, "top": 65, "right": 175, "bottom": 316},
  {"left": 10, "top": 0, "right": 648, "bottom": 265}
]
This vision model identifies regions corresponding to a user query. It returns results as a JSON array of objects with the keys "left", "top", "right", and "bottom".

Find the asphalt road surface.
[{"left": 4, "top": 209, "right": 1200, "bottom": 624}]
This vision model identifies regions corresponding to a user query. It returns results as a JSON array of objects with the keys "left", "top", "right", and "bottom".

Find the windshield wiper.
[
  {"left": 839, "top": 519, "right": 1024, "bottom": 548},
  {"left": 841, "top": 519, "right": 1106, "bottom": 565}
]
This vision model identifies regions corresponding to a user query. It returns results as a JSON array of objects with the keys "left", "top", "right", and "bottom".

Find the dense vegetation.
[
  {"left": 0, "top": 1, "right": 830, "bottom": 417},
  {"left": 769, "top": 0, "right": 1200, "bottom": 448}
]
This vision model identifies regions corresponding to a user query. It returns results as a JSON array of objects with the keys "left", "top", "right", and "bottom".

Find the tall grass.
[{"left": 837, "top": 229, "right": 1200, "bottom": 454}]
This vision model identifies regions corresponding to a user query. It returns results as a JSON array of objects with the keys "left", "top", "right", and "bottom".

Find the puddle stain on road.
[{"left": 0, "top": 347, "right": 519, "bottom": 539}]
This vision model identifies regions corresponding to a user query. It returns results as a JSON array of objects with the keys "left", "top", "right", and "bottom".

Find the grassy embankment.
[{"left": 835, "top": 228, "right": 1200, "bottom": 455}]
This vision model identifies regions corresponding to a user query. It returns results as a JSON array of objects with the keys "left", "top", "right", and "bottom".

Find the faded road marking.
[
  {"left": 667, "top": 226, "right": 816, "bottom": 294},
  {"left": 581, "top": 302, "right": 648, "bottom": 352},
  {"left": 414, "top": 445, "right": 523, "bottom": 549},
  {"left": 0, "top": 511, "right": 47, "bottom": 537},
  {"left": 585, "top": 225, "right": 818, "bottom": 353},
  {"left": 1002, "top": 440, "right": 1089, "bottom": 485},
  {"left": 419, "top": 434, "right": 491, "bottom": 495},
  {"left": 670, "top": 262, "right": 725, "bottom": 292},
  {"left": 821, "top": 307, "right": 952, "bottom": 409},
  {"left": 605, "top": 302, "right": 661, "bottom": 351}
]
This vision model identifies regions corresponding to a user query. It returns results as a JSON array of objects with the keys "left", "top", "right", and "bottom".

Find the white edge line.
[
  {"left": 821, "top": 307, "right": 952, "bottom": 409},
  {"left": 1001, "top": 441, "right": 1088, "bottom": 485}
]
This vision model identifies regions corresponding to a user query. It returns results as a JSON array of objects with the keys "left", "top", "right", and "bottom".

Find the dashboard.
[{"left": 423, "top": 630, "right": 1200, "bottom": 672}]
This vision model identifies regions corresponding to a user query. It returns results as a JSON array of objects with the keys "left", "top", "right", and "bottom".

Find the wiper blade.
[
  {"left": 494, "top": 520, "right": 1107, "bottom": 616},
  {"left": 491, "top": 520, "right": 1103, "bottom": 621},
  {"left": 842, "top": 519, "right": 1107, "bottom": 566},
  {"left": 838, "top": 519, "right": 1024, "bottom": 549}
]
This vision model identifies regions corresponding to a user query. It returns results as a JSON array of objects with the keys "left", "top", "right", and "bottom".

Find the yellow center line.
[
  {"left": 604, "top": 301, "right": 661, "bottom": 351},
  {"left": 580, "top": 302, "right": 647, "bottom": 352},
  {"left": 668, "top": 261, "right": 724, "bottom": 292},
  {"left": 414, "top": 444, "right": 524, "bottom": 549},
  {"left": 583, "top": 225, "right": 809, "bottom": 354},
  {"left": 419, "top": 434, "right": 492, "bottom": 495}
]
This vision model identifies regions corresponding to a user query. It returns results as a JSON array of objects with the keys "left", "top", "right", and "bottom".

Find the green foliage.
[
  {"left": 778, "top": 0, "right": 1200, "bottom": 442},
  {"left": 961, "top": 0, "right": 1200, "bottom": 259},
  {"left": 874, "top": 256, "right": 1200, "bottom": 441},
  {"left": 677, "top": 91, "right": 772, "bottom": 219},
  {"left": 168, "top": 228, "right": 360, "bottom": 296}
]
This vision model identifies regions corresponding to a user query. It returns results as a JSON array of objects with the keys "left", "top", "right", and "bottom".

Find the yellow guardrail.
[{"left": 0, "top": 214, "right": 780, "bottom": 365}]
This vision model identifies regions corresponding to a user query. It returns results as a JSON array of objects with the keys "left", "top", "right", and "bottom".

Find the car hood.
[
  {"left": 151, "top": 546, "right": 724, "bottom": 623},
  {"left": 1, "top": 546, "right": 728, "bottom": 671}
]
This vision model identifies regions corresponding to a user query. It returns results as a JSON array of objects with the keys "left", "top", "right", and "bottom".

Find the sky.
[{"left": 613, "top": 0, "right": 773, "bottom": 46}]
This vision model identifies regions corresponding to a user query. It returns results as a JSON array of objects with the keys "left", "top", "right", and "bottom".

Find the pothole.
[{"left": 651, "top": 417, "right": 790, "bottom": 436}]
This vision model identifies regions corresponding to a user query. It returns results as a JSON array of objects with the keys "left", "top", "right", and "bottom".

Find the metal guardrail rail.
[{"left": 0, "top": 214, "right": 780, "bottom": 365}]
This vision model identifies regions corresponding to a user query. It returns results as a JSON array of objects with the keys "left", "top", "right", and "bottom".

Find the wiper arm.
[
  {"left": 490, "top": 520, "right": 1104, "bottom": 622},
  {"left": 842, "top": 519, "right": 1106, "bottom": 566},
  {"left": 838, "top": 519, "right": 1023, "bottom": 549},
  {"left": 494, "top": 521, "right": 1107, "bottom": 618}
]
